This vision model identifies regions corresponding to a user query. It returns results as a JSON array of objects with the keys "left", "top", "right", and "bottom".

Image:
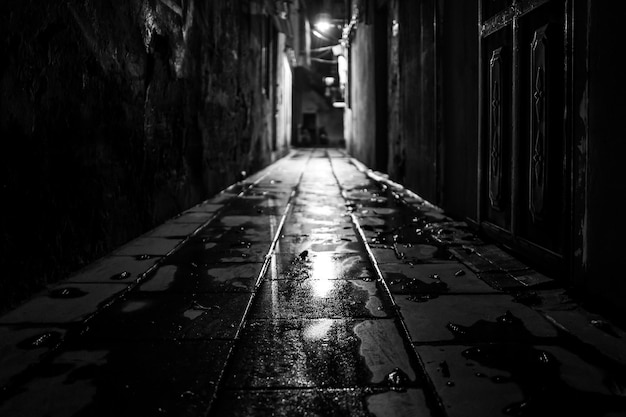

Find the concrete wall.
[
  {"left": 0, "top": 0, "right": 289, "bottom": 312},
  {"left": 347, "top": 21, "right": 376, "bottom": 167},
  {"left": 346, "top": 0, "right": 477, "bottom": 219}
]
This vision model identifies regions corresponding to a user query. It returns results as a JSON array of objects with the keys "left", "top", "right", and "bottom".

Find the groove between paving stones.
[
  {"left": 205, "top": 150, "right": 314, "bottom": 414},
  {"left": 328, "top": 151, "right": 448, "bottom": 417}
]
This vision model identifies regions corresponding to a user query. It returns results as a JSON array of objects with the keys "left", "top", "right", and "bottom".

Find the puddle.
[
  {"left": 110, "top": 271, "right": 132, "bottom": 280},
  {"left": 120, "top": 300, "right": 150, "bottom": 313},
  {"left": 354, "top": 321, "right": 415, "bottom": 385},
  {"left": 445, "top": 310, "right": 533, "bottom": 343},
  {"left": 460, "top": 339, "right": 626, "bottom": 415},
  {"left": 49, "top": 287, "right": 88, "bottom": 298},
  {"left": 17, "top": 331, "right": 63, "bottom": 350},
  {"left": 183, "top": 309, "right": 204, "bottom": 321},
  {"left": 386, "top": 367, "right": 410, "bottom": 392}
]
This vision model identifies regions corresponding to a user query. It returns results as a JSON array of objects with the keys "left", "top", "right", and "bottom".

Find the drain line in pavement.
[
  {"left": 206, "top": 149, "right": 314, "bottom": 413},
  {"left": 328, "top": 153, "right": 447, "bottom": 417}
]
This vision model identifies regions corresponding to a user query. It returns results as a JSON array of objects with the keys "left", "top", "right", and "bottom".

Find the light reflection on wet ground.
[{"left": 1, "top": 148, "right": 626, "bottom": 417}]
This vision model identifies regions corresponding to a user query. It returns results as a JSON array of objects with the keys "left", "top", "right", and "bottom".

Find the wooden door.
[{"left": 478, "top": 0, "right": 571, "bottom": 276}]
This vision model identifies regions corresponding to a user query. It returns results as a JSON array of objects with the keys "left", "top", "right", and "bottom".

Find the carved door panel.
[{"left": 479, "top": 0, "right": 570, "bottom": 275}]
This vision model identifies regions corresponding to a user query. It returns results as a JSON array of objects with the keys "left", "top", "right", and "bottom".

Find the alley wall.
[{"left": 0, "top": 0, "right": 288, "bottom": 312}]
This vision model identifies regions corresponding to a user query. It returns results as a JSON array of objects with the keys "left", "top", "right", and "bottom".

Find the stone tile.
[
  {"left": 214, "top": 215, "right": 273, "bottom": 228},
  {"left": 111, "top": 236, "right": 184, "bottom": 256},
  {"left": 270, "top": 252, "right": 373, "bottom": 282},
  {"left": 164, "top": 237, "right": 271, "bottom": 264},
  {"left": 144, "top": 221, "right": 201, "bottom": 237},
  {"left": 415, "top": 344, "right": 525, "bottom": 417},
  {"left": 250, "top": 279, "right": 389, "bottom": 319},
  {"left": 380, "top": 262, "right": 499, "bottom": 294},
  {"left": 364, "top": 388, "right": 435, "bottom": 417},
  {"left": 0, "top": 325, "right": 67, "bottom": 387},
  {"left": 138, "top": 262, "right": 264, "bottom": 293},
  {"left": 184, "top": 202, "right": 224, "bottom": 213},
  {"left": 197, "top": 225, "right": 274, "bottom": 243},
  {"left": 476, "top": 271, "right": 528, "bottom": 291},
  {"left": 225, "top": 319, "right": 420, "bottom": 389},
  {"left": 169, "top": 211, "right": 216, "bottom": 224},
  {"left": 294, "top": 194, "right": 347, "bottom": 208},
  {"left": 212, "top": 388, "right": 433, "bottom": 417},
  {"left": 371, "top": 244, "right": 443, "bottom": 264},
  {"left": 396, "top": 294, "right": 558, "bottom": 343},
  {"left": 276, "top": 233, "right": 362, "bottom": 254},
  {"left": 82, "top": 292, "right": 251, "bottom": 340},
  {"left": 65, "top": 255, "right": 157, "bottom": 283},
  {"left": 448, "top": 246, "right": 499, "bottom": 272},
  {"left": 282, "top": 218, "right": 355, "bottom": 236},
  {"left": 0, "top": 283, "right": 129, "bottom": 324},
  {"left": 0, "top": 339, "right": 231, "bottom": 417},
  {"left": 416, "top": 344, "right": 626, "bottom": 417},
  {"left": 205, "top": 191, "right": 240, "bottom": 204},
  {"left": 423, "top": 221, "right": 483, "bottom": 246},
  {"left": 508, "top": 268, "right": 555, "bottom": 287},
  {"left": 226, "top": 196, "right": 285, "bottom": 216},
  {"left": 290, "top": 206, "right": 350, "bottom": 222},
  {"left": 536, "top": 289, "right": 626, "bottom": 366},
  {"left": 472, "top": 244, "right": 529, "bottom": 271}
]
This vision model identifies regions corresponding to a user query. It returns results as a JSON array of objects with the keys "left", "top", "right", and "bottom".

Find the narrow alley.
[
  {"left": 1, "top": 148, "right": 625, "bottom": 416},
  {"left": 3, "top": 0, "right": 626, "bottom": 416}
]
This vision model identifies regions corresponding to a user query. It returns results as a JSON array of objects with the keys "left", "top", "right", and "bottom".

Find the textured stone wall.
[{"left": 0, "top": 0, "right": 281, "bottom": 311}]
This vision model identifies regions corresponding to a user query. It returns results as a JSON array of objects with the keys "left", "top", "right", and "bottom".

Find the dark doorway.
[
  {"left": 303, "top": 112, "right": 317, "bottom": 146},
  {"left": 478, "top": 0, "right": 570, "bottom": 277}
]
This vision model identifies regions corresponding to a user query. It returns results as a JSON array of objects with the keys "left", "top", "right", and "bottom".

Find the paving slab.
[
  {"left": 212, "top": 388, "right": 433, "bottom": 417},
  {"left": 169, "top": 210, "right": 217, "bottom": 224},
  {"left": 225, "top": 318, "right": 420, "bottom": 389},
  {"left": 0, "top": 283, "right": 129, "bottom": 324},
  {"left": 196, "top": 225, "right": 274, "bottom": 243},
  {"left": 371, "top": 244, "right": 444, "bottom": 264},
  {"left": 269, "top": 252, "right": 373, "bottom": 282},
  {"left": 145, "top": 221, "right": 203, "bottom": 237},
  {"left": 0, "top": 340, "right": 232, "bottom": 417},
  {"left": 380, "top": 262, "right": 499, "bottom": 294},
  {"left": 276, "top": 233, "right": 362, "bottom": 254},
  {"left": 164, "top": 237, "right": 271, "bottom": 264},
  {"left": 416, "top": 344, "right": 626, "bottom": 417},
  {"left": 282, "top": 219, "right": 355, "bottom": 236},
  {"left": 65, "top": 255, "right": 158, "bottom": 283},
  {"left": 250, "top": 279, "right": 389, "bottom": 319},
  {"left": 396, "top": 294, "right": 558, "bottom": 343},
  {"left": 183, "top": 202, "right": 224, "bottom": 213},
  {"left": 0, "top": 325, "right": 67, "bottom": 387},
  {"left": 82, "top": 292, "right": 251, "bottom": 340},
  {"left": 111, "top": 236, "right": 184, "bottom": 257},
  {"left": 138, "top": 262, "right": 264, "bottom": 293},
  {"left": 535, "top": 289, "right": 626, "bottom": 366}
]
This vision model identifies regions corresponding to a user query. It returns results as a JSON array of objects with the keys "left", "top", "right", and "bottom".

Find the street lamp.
[{"left": 313, "top": 13, "right": 344, "bottom": 34}]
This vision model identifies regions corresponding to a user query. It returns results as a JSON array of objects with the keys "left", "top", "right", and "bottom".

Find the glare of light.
[
  {"left": 324, "top": 76, "right": 335, "bottom": 86},
  {"left": 308, "top": 205, "right": 335, "bottom": 216},
  {"left": 314, "top": 20, "right": 333, "bottom": 32},
  {"left": 312, "top": 29, "right": 326, "bottom": 39},
  {"left": 311, "top": 252, "right": 335, "bottom": 297},
  {"left": 332, "top": 101, "right": 346, "bottom": 108},
  {"left": 304, "top": 319, "right": 334, "bottom": 340}
]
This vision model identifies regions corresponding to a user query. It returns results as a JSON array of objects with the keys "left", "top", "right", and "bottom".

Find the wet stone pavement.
[{"left": 1, "top": 148, "right": 626, "bottom": 416}]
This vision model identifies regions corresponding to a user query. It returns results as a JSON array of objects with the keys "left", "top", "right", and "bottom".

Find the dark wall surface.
[
  {"left": 0, "top": 0, "right": 278, "bottom": 312},
  {"left": 583, "top": 1, "right": 626, "bottom": 319}
]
